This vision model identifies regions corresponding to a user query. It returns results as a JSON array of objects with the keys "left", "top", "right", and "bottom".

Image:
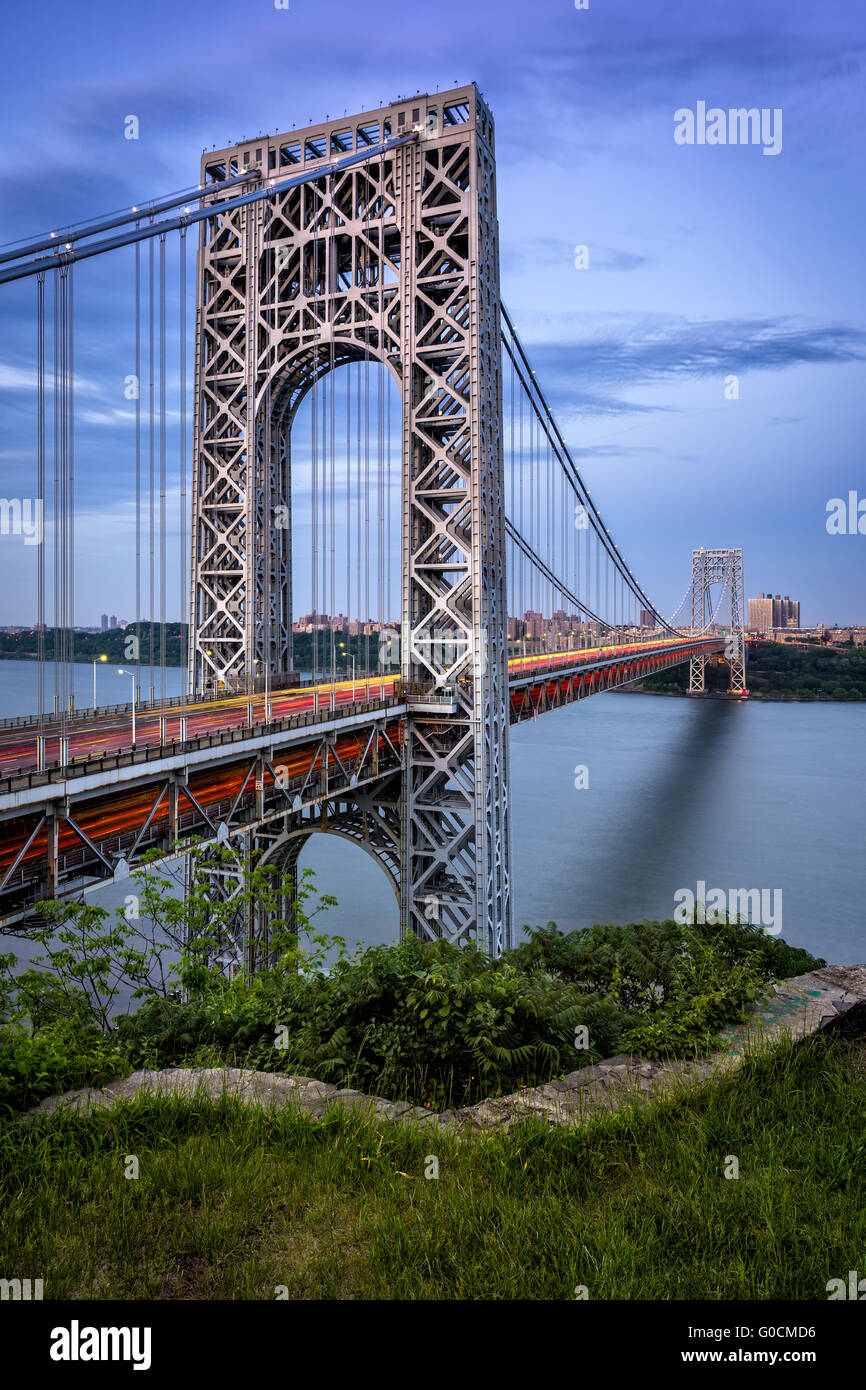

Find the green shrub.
[
  {"left": 0, "top": 1021, "right": 130, "bottom": 1116},
  {"left": 116, "top": 919, "right": 825, "bottom": 1107}
]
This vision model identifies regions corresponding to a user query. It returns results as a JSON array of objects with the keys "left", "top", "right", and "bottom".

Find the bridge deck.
[
  {"left": 0, "top": 636, "right": 725, "bottom": 920},
  {"left": 0, "top": 637, "right": 721, "bottom": 781}
]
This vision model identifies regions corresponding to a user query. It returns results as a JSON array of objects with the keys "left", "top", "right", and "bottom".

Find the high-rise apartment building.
[{"left": 748, "top": 593, "right": 800, "bottom": 630}]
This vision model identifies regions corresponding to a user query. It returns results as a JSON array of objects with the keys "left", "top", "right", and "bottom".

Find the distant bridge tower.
[
  {"left": 688, "top": 547, "right": 746, "bottom": 695},
  {"left": 188, "top": 85, "right": 512, "bottom": 955}
]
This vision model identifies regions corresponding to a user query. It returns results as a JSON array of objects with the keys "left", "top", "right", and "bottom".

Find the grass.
[{"left": 1, "top": 1027, "right": 864, "bottom": 1300}]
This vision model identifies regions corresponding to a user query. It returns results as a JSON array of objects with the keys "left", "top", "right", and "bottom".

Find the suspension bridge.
[{"left": 0, "top": 85, "right": 746, "bottom": 958}]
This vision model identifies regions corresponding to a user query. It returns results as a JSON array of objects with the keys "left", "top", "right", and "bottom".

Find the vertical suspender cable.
[
  {"left": 330, "top": 335, "right": 336, "bottom": 680},
  {"left": 545, "top": 433, "right": 551, "bottom": 632},
  {"left": 574, "top": 469, "right": 580, "bottom": 644},
  {"left": 595, "top": 525, "right": 600, "bottom": 642},
  {"left": 58, "top": 267, "right": 68, "bottom": 725},
  {"left": 509, "top": 351, "right": 515, "bottom": 642},
  {"left": 315, "top": 326, "right": 322, "bottom": 683},
  {"left": 135, "top": 236, "right": 141, "bottom": 699},
  {"left": 148, "top": 235, "right": 155, "bottom": 697},
  {"left": 68, "top": 263, "right": 75, "bottom": 697},
  {"left": 36, "top": 274, "right": 45, "bottom": 731},
  {"left": 310, "top": 199, "right": 319, "bottom": 683},
  {"left": 386, "top": 363, "right": 391, "bottom": 632},
  {"left": 364, "top": 308, "right": 370, "bottom": 677},
  {"left": 548, "top": 435, "right": 554, "bottom": 631},
  {"left": 518, "top": 359, "right": 524, "bottom": 628},
  {"left": 377, "top": 331, "right": 384, "bottom": 669},
  {"left": 528, "top": 403, "right": 535, "bottom": 624},
  {"left": 58, "top": 268, "right": 65, "bottom": 722},
  {"left": 561, "top": 466, "right": 566, "bottom": 621},
  {"left": 262, "top": 191, "right": 273, "bottom": 696},
  {"left": 608, "top": 554, "right": 613, "bottom": 639},
  {"left": 321, "top": 339, "right": 327, "bottom": 673},
  {"left": 159, "top": 234, "right": 166, "bottom": 702},
  {"left": 179, "top": 228, "right": 187, "bottom": 688},
  {"left": 346, "top": 359, "right": 351, "bottom": 676},
  {"left": 355, "top": 359, "right": 361, "bottom": 671},
  {"left": 52, "top": 270, "right": 59, "bottom": 721},
  {"left": 57, "top": 268, "right": 63, "bottom": 721},
  {"left": 377, "top": 147, "right": 385, "bottom": 670}
]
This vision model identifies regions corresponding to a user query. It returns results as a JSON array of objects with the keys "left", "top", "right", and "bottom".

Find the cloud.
[
  {"left": 0, "top": 362, "right": 106, "bottom": 397},
  {"left": 522, "top": 315, "right": 866, "bottom": 396},
  {"left": 79, "top": 408, "right": 166, "bottom": 426},
  {"left": 571, "top": 444, "right": 662, "bottom": 459},
  {"left": 0, "top": 365, "right": 37, "bottom": 392},
  {"left": 502, "top": 239, "right": 649, "bottom": 276}
]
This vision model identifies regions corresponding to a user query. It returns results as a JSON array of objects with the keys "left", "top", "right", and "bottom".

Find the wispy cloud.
[{"left": 524, "top": 315, "right": 866, "bottom": 395}]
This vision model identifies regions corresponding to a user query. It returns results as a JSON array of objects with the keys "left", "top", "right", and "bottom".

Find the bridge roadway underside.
[{"left": 0, "top": 638, "right": 724, "bottom": 923}]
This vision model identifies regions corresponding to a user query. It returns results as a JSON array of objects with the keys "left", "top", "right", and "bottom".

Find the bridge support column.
[
  {"left": 688, "top": 547, "right": 747, "bottom": 696},
  {"left": 167, "top": 776, "right": 178, "bottom": 847},
  {"left": 45, "top": 810, "right": 59, "bottom": 900},
  {"left": 399, "top": 95, "right": 512, "bottom": 956}
]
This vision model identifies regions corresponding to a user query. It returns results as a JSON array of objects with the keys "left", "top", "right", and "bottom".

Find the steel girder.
[
  {"left": 0, "top": 715, "right": 403, "bottom": 923},
  {"left": 508, "top": 640, "right": 725, "bottom": 724},
  {"left": 188, "top": 86, "right": 512, "bottom": 955}
]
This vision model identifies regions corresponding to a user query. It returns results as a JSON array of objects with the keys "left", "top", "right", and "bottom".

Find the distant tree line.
[
  {"left": 0, "top": 626, "right": 388, "bottom": 676},
  {"left": 640, "top": 641, "right": 866, "bottom": 700},
  {"left": 0, "top": 624, "right": 188, "bottom": 667}
]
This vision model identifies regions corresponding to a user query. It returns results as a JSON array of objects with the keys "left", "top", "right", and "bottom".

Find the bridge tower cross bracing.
[
  {"left": 187, "top": 84, "right": 513, "bottom": 955},
  {"left": 688, "top": 546, "right": 747, "bottom": 695}
]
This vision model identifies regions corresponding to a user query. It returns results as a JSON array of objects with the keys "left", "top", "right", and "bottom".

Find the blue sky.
[{"left": 0, "top": 0, "right": 864, "bottom": 627}]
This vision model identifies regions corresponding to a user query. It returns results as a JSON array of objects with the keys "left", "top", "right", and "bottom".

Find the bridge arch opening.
[
  {"left": 283, "top": 356, "right": 402, "bottom": 680},
  {"left": 258, "top": 820, "right": 401, "bottom": 957}
]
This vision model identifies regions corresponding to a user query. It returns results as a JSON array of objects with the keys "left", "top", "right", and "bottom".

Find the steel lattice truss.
[
  {"left": 189, "top": 87, "right": 512, "bottom": 954},
  {"left": 689, "top": 547, "right": 747, "bottom": 695}
]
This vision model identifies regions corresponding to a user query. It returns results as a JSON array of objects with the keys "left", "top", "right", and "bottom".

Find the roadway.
[{"left": 0, "top": 637, "right": 705, "bottom": 777}]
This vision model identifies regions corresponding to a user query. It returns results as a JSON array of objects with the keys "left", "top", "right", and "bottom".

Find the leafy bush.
[
  {"left": 116, "top": 918, "right": 826, "bottom": 1108},
  {"left": 0, "top": 1022, "right": 130, "bottom": 1116}
]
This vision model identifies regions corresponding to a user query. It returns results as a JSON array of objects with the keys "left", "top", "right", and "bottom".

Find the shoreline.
[{"left": 615, "top": 684, "right": 864, "bottom": 703}]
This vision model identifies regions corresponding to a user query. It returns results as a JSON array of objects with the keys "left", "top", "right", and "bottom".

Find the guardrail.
[
  {"left": 506, "top": 638, "right": 721, "bottom": 686},
  {"left": 0, "top": 668, "right": 387, "bottom": 731},
  {"left": 0, "top": 694, "right": 406, "bottom": 798}
]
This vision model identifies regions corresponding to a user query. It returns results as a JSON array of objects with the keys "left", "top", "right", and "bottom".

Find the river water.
[{"left": 1, "top": 659, "right": 863, "bottom": 967}]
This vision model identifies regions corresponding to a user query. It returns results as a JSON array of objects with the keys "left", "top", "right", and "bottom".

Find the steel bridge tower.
[
  {"left": 188, "top": 85, "right": 512, "bottom": 955},
  {"left": 688, "top": 547, "right": 747, "bottom": 696}
]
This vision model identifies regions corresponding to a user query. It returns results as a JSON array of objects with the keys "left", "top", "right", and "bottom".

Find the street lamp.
[
  {"left": 340, "top": 641, "right": 355, "bottom": 698},
  {"left": 117, "top": 668, "right": 137, "bottom": 745},
  {"left": 92, "top": 653, "right": 107, "bottom": 709}
]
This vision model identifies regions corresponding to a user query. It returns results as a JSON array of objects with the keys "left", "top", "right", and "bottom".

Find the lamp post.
[
  {"left": 117, "top": 668, "right": 137, "bottom": 745},
  {"left": 340, "top": 641, "right": 355, "bottom": 700},
  {"left": 92, "top": 653, "right": 107, "bottom": 710}
]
